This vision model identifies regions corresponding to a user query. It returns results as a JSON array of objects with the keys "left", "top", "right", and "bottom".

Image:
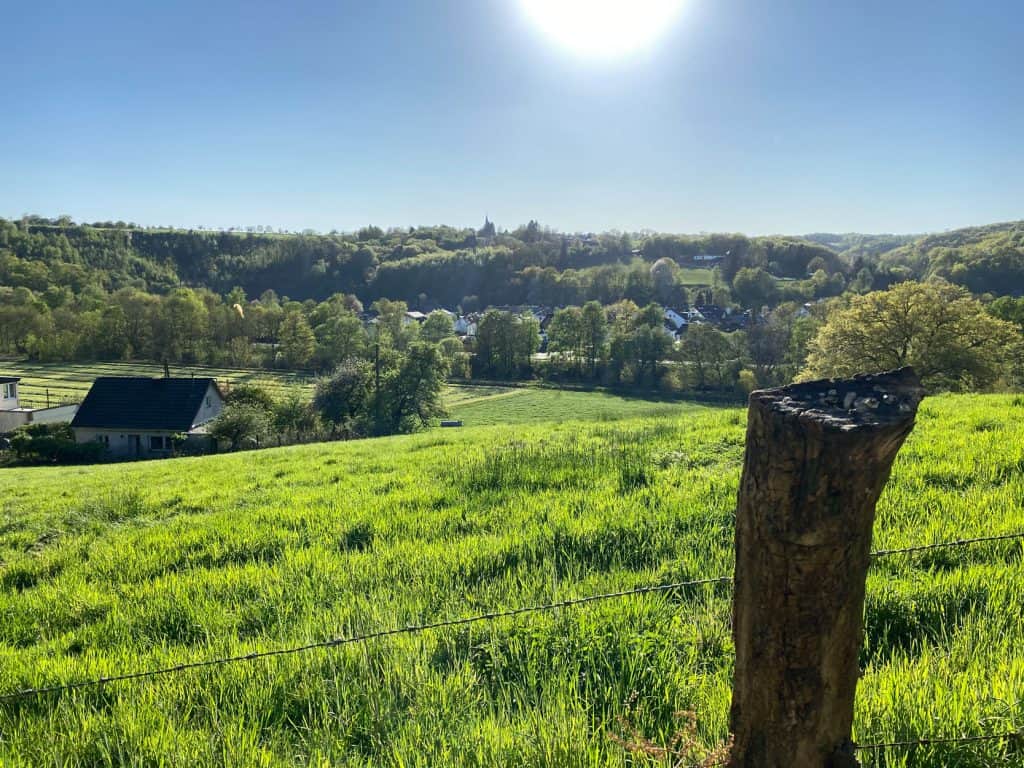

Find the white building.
[
  {"left": 0, "top": 376, "right": 79, "bottom": 433},
  {"left": 71, "top": 377, "right": 223, "bottom": 458}
]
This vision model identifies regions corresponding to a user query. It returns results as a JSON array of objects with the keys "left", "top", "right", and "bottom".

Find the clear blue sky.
[{"left": 2, "top": 0, "right": 1021, "bottom": 235}]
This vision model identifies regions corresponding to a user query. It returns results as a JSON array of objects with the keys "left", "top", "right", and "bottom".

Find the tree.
[
  {"left": 608, "top": 303, "right": 671, "bottom": 386},
  {"left": 650, "top": 257, "right": 679, "bottom": 305},
  {"left": 581, "top": 301, "right": 608, "bottom": 378},
  {"left": 679, "top": 323, "right": 741, "bottom": 390},
  {"left": 474, "top": 310, "right": 539, "bottom": 378},
  {"left": 420, "top": 311, "right": 455, "bottom": 344},
  {"left": 379, "top": 342, "right": 447, "bottom": 433},
  {"left": 278, "top": 312, "right": 316, "bottom": 368},
  {"left": 547, "top": 306, "right": 584, "bottom": 373},
  {"left": 801, "top": 281, "right": 1019, "bottom": 391},
  {"left": 273, "top": 391, "right": 319, "bottom": 443},
  {"left": 732, "top": 267, "right": 778, "bottom": 310},
  {"left": 313, "top": 359, "right": 374, "bottom": 437},
  {"left": 313, "top": 310, "right": 365, "bottom": 368},
  {"left": 209, "top": 404, "right": 273, "bottom": 450},
  {"left": 226, "top": 383, "right": 275, "bottom": 411}
]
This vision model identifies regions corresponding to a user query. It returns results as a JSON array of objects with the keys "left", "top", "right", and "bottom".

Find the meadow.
[
  {"left": 444, "top": 384, "right": 700, "bottom": 426},
  {"left": 0, "top": 358, "right": 699, "bottom": 428},
  {"left": 0, "top": 393, "right": 1021, "bottom": 766},
  {"left": 0, "top": 359, "right": 314, "bottom": 408}
]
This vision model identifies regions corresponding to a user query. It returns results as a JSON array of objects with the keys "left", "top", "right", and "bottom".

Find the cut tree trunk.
[{"left": 727, "top": 368, "right": 924, "bottom": 768}]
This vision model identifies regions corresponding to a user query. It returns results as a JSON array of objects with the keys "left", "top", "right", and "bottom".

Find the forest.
[{"left": 1, "top": 216, "right": 1022, "bottom": 401}]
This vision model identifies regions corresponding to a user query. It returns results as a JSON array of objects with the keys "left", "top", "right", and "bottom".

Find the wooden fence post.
[{"left": 727, "top": 368, "right": 924, "bottom": 768}]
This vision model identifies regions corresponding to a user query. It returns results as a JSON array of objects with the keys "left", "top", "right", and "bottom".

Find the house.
[
  {"left": 0, "top": 376, "right": 80, "bottom": 433},
  {"left": 71, "top": 377, "right": 224, "bottom": 458},
  {"left": 403, "top": 311, "right": 428, "bottom": 325},
  {"left": 454, "top": 315, "right": 478, "bottom": 336},
  {"left": 664, "top": 308, "right": 688, "bottom": 330},
  {"left": 0, "top": 377, "right": 17, "bottom": 412}
]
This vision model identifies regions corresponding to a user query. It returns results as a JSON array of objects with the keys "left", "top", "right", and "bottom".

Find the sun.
[{"left": 519, "top": 0, "right": 686, "bottom": 59}]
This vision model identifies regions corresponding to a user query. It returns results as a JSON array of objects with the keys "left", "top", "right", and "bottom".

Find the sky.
[{"left": 2, "top": 0, "right": 1021, "bottom": 235}]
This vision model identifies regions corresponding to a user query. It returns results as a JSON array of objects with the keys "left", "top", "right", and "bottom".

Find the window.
[
  {"left": 149, "top": 436, "right": 169, "bottom": 451},
  {"left": 1, "top": 382, "right": 15, "bottom": 400},
  {"left": 205, "top": 395, "right": 212, "bottom": 409},
  {"left": 95, "top": 435, "right": 110, "bottom": 447}
]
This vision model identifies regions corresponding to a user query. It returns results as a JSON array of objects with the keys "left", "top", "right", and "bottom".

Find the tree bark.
[{"left": 728, "top": 368, "right": 924, "bottom": 768}]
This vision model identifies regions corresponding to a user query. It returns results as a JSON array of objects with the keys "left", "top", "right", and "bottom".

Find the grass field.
[
  {"left": 0, "top": 359, "right": 701, "bottom": 428},
  {"left": 675, "top": 267, "right": 716, "bottom": 286},
  {"left": 0, "top": 359, "right": 314, "bottom": 408},
  {"left": 444, "top": 385, "right": 702, "bottom": 426},
  {"left": 0, "top": 395, "right": 1022, "bottom": 766}
]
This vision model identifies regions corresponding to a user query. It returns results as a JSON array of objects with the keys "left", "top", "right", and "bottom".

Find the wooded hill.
[{"left": 2, "top": 216, "right": 1022, "bottom": 307}]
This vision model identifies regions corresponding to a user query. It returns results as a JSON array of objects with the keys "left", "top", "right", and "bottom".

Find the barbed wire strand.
[
  {"left": 0, "top": 576, "right": 731, "bottom": 702},
  {"left": 856, "top": 728, "right": 1024, "bottom": 751},
  {"left": 1, "top": 529, "right": 1021, "bottom": 703},
  {"left": 870, "top": 531, "right": 1024, "bottom": 558}
]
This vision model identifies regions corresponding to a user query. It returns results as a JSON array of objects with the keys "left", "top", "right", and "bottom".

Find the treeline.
[
  {"left": 1, "top": 216, "right": 866, "bottom": 308},
  {"left": 7, "top": 216, "right": 1022, "bottom": 320}
]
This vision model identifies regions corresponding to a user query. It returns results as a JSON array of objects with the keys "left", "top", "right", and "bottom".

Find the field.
[
  {"left": 444, "top": 385, "right": 701, "bottom": 426},
  {"left": 675, "top": 267, "right": 716, "bottom": 286},
  {"left": 0, "top": 394, "right": 1022, "bottom": 765},
  {"left": 0, "top": 359, "right": 700, "bottom": 428},
  {"left": 0, "top": 359, "right": 314, "bottom": 408}
]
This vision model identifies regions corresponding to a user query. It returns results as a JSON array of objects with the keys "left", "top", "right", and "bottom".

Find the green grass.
[
  {"left": 1, "top": 358, "right": 699, "bottom": 430},
  {"left": 0, "top": 395, "right": 1022, "bottom": 766},
  {"left": 444, "top": 385, "right": 702, "bottom": 426},
  {"left": 0, "top": 359, "right": 314, "bottom": 408},
  {"left": 674, "top": 266, "right": 716, "bottom": 286}
]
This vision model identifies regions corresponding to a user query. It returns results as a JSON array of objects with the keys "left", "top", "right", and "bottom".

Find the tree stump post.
[{"left": 727, "top": 368, "right": 924, "bottom": 768}]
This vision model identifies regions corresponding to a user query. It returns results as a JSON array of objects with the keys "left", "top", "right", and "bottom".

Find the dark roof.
[
  {"left": 0, "top": 377, "right": 21, "bottom": 384},
  {"left": 72, "top": 377, "right": 220, "bottom": 431}
]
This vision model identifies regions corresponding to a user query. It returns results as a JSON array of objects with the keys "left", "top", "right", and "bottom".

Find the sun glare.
[{"left": 519, "top": 0, "right": 686, "bottom": 58}]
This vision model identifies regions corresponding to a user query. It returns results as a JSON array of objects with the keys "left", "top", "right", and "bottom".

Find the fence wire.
[
  {"left": 0, "top": 530, "right": 1020, "bottom": 704},
  {"left": 855, "top": 728, "right": 1024, "bottom": 751}
]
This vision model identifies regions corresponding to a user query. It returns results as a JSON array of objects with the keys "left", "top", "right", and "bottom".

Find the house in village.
[
  {"left": 71, "top": 377, "right": 224, "bottom": 458},
  {"left": 0, "top": 376, "right": 80, "bottom": 433},
  {"left": 454, "top": 315, "right": 478, "bottom": 336}
]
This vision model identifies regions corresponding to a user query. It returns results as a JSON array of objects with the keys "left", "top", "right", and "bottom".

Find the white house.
[
  {"left": 0, "top": 377, "right": 17, "bottom": 412},
  {"left": 71, "top": 377, "right": 224, "bottom": 458},
  {"left": 664, "top": 308, "right": 688, "bottom": 330},
  {"left": 454, "top": 316, "right": 478, "bottom": 336},
  {"left": 0, "top": 376, "right": 79, "bottom": 433}
]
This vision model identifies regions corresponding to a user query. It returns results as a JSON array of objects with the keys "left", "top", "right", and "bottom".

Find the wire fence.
[{"left": 1, "top": 529, "right": 1021, "bottom": 756}]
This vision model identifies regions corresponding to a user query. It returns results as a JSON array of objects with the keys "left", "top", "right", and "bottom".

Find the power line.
[{"left": 0, "top": 576, "right": 731, "bottom": 703}]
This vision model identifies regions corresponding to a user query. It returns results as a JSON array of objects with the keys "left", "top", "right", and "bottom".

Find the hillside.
[
  {"left": 878, "top": 220, "right": 1024, "bottom": 295},
  {"left": 0, "top": 395, "right": 1021, "bottom": 765},
  {"left": 5, "top": 217, "right": 1023, "bottom": 321}
]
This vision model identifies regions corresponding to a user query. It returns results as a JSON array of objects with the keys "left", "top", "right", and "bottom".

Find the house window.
[
  {"left": 95, "top": 435, "right": 110, "bottom": 447},
  {"left": 1, "top": 382, "right": 15, "bottom": 400},
  {"left": 205, "top": 395, "right": 212, "bottom": 409},
  {"left": 149, "top": 436, "right": 169, "bottom": 451}
]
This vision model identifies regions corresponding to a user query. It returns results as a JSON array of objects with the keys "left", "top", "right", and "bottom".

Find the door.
[{"left": 130, "top": 435, "right": 141, "bottom": 457}]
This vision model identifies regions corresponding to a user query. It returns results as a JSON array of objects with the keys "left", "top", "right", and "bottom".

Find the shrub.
[{"left": 8, "top": 423, "right": 105, "bottom": 465}]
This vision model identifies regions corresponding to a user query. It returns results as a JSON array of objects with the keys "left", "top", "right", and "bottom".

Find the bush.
[{"left": 8, "top": 423, "right": 105, "bottom": 465}]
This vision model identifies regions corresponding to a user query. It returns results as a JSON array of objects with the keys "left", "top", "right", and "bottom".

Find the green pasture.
[
  {"left": 444, "top": 385, "right": 700, "bottom": 426},
  {"left": 0, "top": 359, "right": 313, "bottom": 408},
  {"left": 674, "top": 266, "right": 716, "bottom": 286},
  {"left": 0, "top": 358, "right": 701, "bottom": 429},
  {"left": 0, "top": 395, "right": 1021, "bottom": 765}
]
